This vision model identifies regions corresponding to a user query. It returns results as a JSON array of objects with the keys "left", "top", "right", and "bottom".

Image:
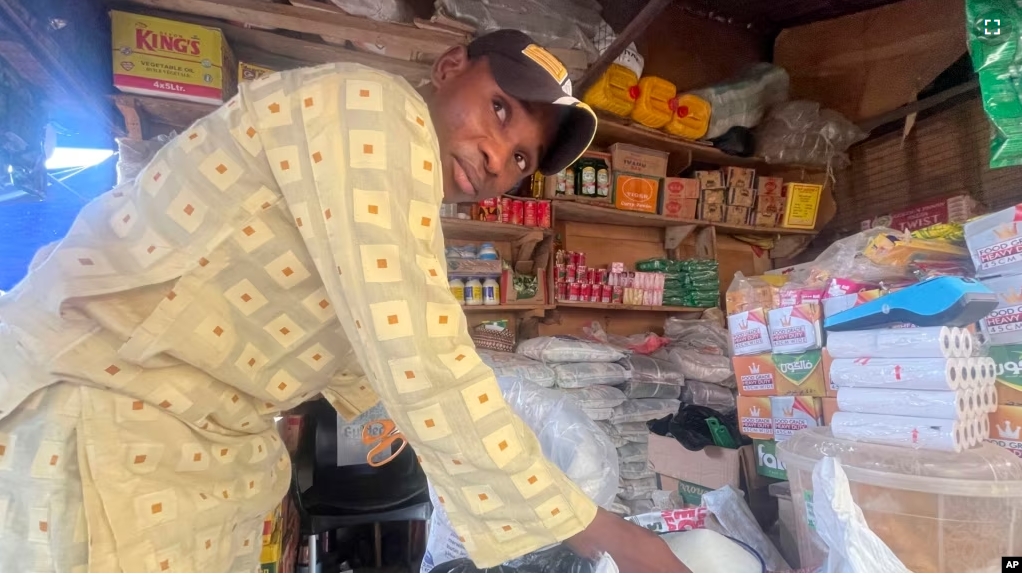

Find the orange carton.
[
  {"left": 821, "top": 397, "right": 839, "bottom": 426},
  {"left": 733, "top": 354, "right": 777, "bottom": 396},
  {"left": 612, "top": 172, "right": 661, "bottom": 214},
  {"left": 660, "top": 178, "right": 700, "bottom": 220},
  {"left": 728, "top": 309, "right": 772, "bottom": 356},
  {"left": 111, "top": 11, "right": 236, "bottom": 104},
  {"left": 989, "top": 404, "right": 1022, "bottom": 459},
  {"left": 738, "top": 396, "right": 773, "bottom": 440},
  {"left": 771, "top": 396, "right": 823, "bottom": 442}
]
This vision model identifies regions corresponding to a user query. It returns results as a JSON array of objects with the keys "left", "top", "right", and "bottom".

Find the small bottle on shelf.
[
  {"left": 465, "top": 278, "right": 483, "bottom": 306},
  {"left": 483, "top": 278, "right": 500, "bottom": 306},
  {"left": 449, "top": 278, "right": 465, "bottom": 305}
]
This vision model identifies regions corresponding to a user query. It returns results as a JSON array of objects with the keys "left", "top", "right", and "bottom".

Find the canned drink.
[
  {"left": 570, "top": 251, "right": 581, "bottom": 267},
  {"left": 580, "top": 283, "right": 592, "bottom": 301},
  {"left": 589, "top": 286, "right": 600, "bottom": 303},
  {"left": 511, "top": 200, "right": 525, "bottom": 225},
  {"left": 536, "top": 201, "right": 552, "bottom": 228},
  {"left": 577, "top": 265, "right": 587, "bottom": 282},
  {"left": 598, "top": 269, "right": 609, "bottom": 285},
  {"left": 586, "top": 268, "right": 596, "bottom": 285},
  {"left": 566, "top": 264, "right": 576, "bottom": 283},
  {"left": 524, "top": 200, "right": 537, "bottom": 227},
  {"left": 601, "top": 284, "right": 613, "bottom": 303},
  {"left": 500, "top": 197, "right": 513, "bottom": 224},
  {"left": 555, "top": 264, "right": 567, "bottom": 282},
  {"left": 577, "top": 252, "right": 586, "bottom": 269},
  {"left": 612, "top": 286, "right": 624, "bottom": 304},
  {"left": 569, "top": 283, "right": 581, "bottom": 302}
]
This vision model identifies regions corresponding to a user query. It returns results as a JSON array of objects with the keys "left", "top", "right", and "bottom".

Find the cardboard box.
[
  {"left": 726, "top": 166, "right": 756, "bottom": 189},
  {"left": 771, "top": 396, "right": 823, "bottom": 442},
  {"left": 660, "top": 178, "right": 700, "bottom": 220},
  {"left": 864, "top": 194, "right": 977, "bottom": 232},
  {"left": 733, "top": 352, "right": 825, "bottom": 397},
  {"left": 738, "top": 396, "right": 774, "bottom": 439},
  {"left": 648, "top": 433, "right": 758, "bottom": 505},
  {"left": 990, "top": 345, "right": 1022, "bottom": 404},
  {"left": 701, "top": 188, "right": 726, "bottom": 205},
  {"left": 768, "top": 303, "right": 823, "bottom": 353},
  {"left": 239, "top": 61, "right": 274, "bottom": 85},
  {"left": 612, "top": 172, "right": 661, "bottom": 214},
  {"left": 780, "top": 183, "right": 823, "bottom": 230},
  {"left": 729, "top": 309, "right": 772, "bottom": 356},
  {"left": 988, "top": 404, "right": 1022, "bottom": 459},
  {"left": 752, "top": 211, "right": 778, "bottom": 227},
  {"left": 821, "top": 397, "right": 838, "bottom": 426},
  {"left": 757, "top": 176, "right": 784, "bottom": 196},
  {"left": 821, "top": 288, "right": 884, "bottom": 318},
  {"left": 695, "top": 170, "right": 723, "bottom": 189},
  {"left": 980, "top": 274, "right": 1022, "bottom": 345},
  {"left": 756, "top": 194, "right": 786, "bottom": 212},
  {"left": 111, "top": 11, "right": 236, "bottom": 104},
  {"left": 822, "top": 347, "right": 837, "bottom": 397},
  {"left": 726, "top": 206, "right": 750, "bottom": 225},
  {"left": 728, "top": 186, "right": 755, "bottom": 207},
  {"left": 700, "top": 201, "right": 724, "bottom": 223},
  {"left": 609, "top": 143, "right": 668, "bottom": 178},
  {"left": 753, "top": 439, "right": 787, "bottom": 480}
]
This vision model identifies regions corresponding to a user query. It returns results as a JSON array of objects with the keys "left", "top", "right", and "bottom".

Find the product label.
[
  {"left": 991, "top": 345, "right": 1022, "bottom": 390},
  {"left": 986, "top": 305, "right": 1022, "bottom": 335},
  {"left": 676, "top": 480, "right": 712, "bottom": 505},
  {"left": 754, "top": 440, "right": 787, "bottom": 480},
  {"left": 740, "top": 371, "right": 775, "bottom": 391},
  {"left": 803, "top": 490, "right": 816, "bottom": 531},
  {"left": 978, "top": 236, "right": 1022, "bottom": 270},
  {"left": 774, "top": 352, "right": 823, "bottom": 387},
  {"left": 771, "top": 396, "right": 821, "bottom": 441}
]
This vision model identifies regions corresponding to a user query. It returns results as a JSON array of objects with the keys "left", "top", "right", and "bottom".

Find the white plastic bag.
[
  {"left": 478, "top": 349, "right": 556, "bottom": 388},
  {"left": 596, "top": 421, "right": 629, "bottom": 447},
  {"left": 620, "top": 355, "right": 685, "bottom": 384},
  {"left": 618, "top": 380, "right": 682, "bottom": 400},
  {"left": 657, "top": 347, "right": 735, "bottom": 386},
  {"left": 681, "top": 380, "right": 737, "bottom": 412},
  {"left": 583, "top": 407, "right": 614, "bottom": 421},
  {"left": 554, "top": 362, "right": 630, "bottom": 388},
  {"left": 702, "top": 485, "right": 789, "bottom": 572},
  {"left": 517, "top": 336, "right": 626, "bottom": 363},
  {"left": 618, "top": 476, "right": 657, "bottom": 500},
  {"left": 616, "top": 442, "right": 648, "bottom": 464},
  {"left": 563, "top": 385, "right": 628, "bottom": 409},
  {"left": 610, "top": 399, "right": 680, "bottom": 424},
  {"left": 619, "top": 461, "right": 655, "bottom": 480},
  {"left": 811, "top": 456, "right": 909, "bottom": 573}
]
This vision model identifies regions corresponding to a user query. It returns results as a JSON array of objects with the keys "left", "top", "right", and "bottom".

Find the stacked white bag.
[
  {"left": 827, "top": 326, "right": 996, "bottom": 452},
  {"left": 655, "top": 318, "right": 737, "bottom": 412},
  {"left": 516, "top": 337, "right": 680, "bottom": 517}
]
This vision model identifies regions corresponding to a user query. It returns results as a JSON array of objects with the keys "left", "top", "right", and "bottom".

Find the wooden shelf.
[
  {"left": 440, "top": 218, "right": 551, "bottom": 242},
  {"left": 592, "top": 112, "right": 824, "bottom": 172},
  {"left": 553, "top": 200, "right": 817, "bottom": 236},
  {"left": 462, "top": 304, "right": 554, "bottom": 313},
  {"left": 556, "top": 301, "right": 709, "bottom": 313}
]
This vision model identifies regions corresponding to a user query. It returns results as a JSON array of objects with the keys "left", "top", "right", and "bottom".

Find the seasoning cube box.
[
  {"left": 757, "top": 176, "right": 784, "bottom": 196},
  {"left": 695, "top": 170, "right": 724, "bottom": 189},
  {"left": 660, "top": 178, "right": 700, "bottom": 220},
  {"left": 728, "top": 186, "right": 755, "bottom": 207},
  {"left": 726, "top": 206, "right": 750, "bottom": 225},
  {"left": 701, "top": 202, "right": 725, "bottom": 223},
  {"left": 702, "top": 188, "right": 726, "bottom": 204},
  {"left": 726, "top": 166, "right": 756, "bottom": 189},
  {"left": 752, "top": 211, "right": 778, "bottom": 227},
  {"left": 781, "top": 183, "right": 823, "bottom": 230},
  {"left": 612, "top": 172, "right": 661, "bottom": 214}
]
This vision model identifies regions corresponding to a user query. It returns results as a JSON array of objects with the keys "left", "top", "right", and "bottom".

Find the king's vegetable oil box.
[{"left": 112, "top": 11, "right": 236, "bottom": 104}]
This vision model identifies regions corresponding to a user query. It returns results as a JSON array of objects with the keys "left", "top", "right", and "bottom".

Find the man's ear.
[{"left": 432, "top": 45, "right": 470, "bottom": 89}]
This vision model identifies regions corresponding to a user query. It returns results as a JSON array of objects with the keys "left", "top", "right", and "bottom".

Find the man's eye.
[
  {"left": 493, "top": 101, "right": 507, "bottom": 123},
  {"left": 515, "top": 153, "right": 527, "bottom": 171}
]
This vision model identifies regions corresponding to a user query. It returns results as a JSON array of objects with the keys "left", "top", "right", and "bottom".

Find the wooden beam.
[
  {"left": 119, "top": 0, "right": 461, "bottom": 59},
  {"left": 857, "top": 78, "right": 979, "bottom": 132},
  {"left": 575, "top": 0, "right": 674, "bottom": 96}
]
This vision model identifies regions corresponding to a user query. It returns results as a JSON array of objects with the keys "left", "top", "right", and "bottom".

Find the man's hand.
[{"left": 564, "top": 508, "right": 691, "bottom": 573}]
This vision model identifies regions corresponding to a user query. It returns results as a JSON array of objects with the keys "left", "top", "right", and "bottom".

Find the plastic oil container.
[
  {"left": 777, "top": 427, "right": 1022, "bottom": 573},
  {"left": 663, "top": 94, "right": 711, "bottom": 140},
  {"left": 630, "top": 76, "right": 676, "bottom": 129},
  {"left": 582, "top": 63, "right": 639, "bottom": 118}
]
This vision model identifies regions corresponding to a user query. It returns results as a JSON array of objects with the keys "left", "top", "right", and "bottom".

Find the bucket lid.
[{"left": 776, "top": 427, "right": 1022, "bottom": 496}]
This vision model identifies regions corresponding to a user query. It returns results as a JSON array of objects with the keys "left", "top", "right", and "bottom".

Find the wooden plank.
[
  {"left": 110, "top": 94, "right": 215, "bottom": 131},
  {"left": 120, "top": 0, "right": 460, "bottom": 59},
  {"left": 463, "top": 304, "right": 553, "bottom": 313},
  {"left": 554, "top": 200, "right": 818, "bottom": 236},
  {"left": 441, "top": 218, "right": 552, "bottom": 242},
  {"left": 557, "top": 301, "right": 707, "bottom": 313},
  {"left": 664, "top": 225, "right": 697, "bottom": 250},
  {"left": 575, "top": 0, "right": 674, "bottom": 96}
]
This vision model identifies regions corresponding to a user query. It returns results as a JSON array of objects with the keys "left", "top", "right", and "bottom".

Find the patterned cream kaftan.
[{"left": 0, "top": 63, "right": 596, "bottom": 572}]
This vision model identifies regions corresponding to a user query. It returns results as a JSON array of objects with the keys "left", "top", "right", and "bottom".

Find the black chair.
[{"left": 290, "top": 399, "right": 431, "bottom": 572}]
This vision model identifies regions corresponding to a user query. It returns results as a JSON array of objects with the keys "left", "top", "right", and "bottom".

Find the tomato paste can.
[
  {"left": 586, "top": 268, "right": 596, "bottom": 285},
  {"left": 580, "top": 283, "right": 592, "bottom": 301},
  {"left": 566, "top": 263, "right": 576, "bottom": 283},
  {"left": 589, "top": 286, "right": 600, "bottom": 302},
  {"left": 500, "top": 197, "right": 513, "bottom": 224},
  {"left": 511, "top": 200, "right": 525, "bottom": 225},
  {"left": 598, "top": 269, "right": 609, "bottom": 285},
  {"left": 601, "top": 284, "right": 613, "bottom": 303},
  {"left": 536, "top": 201, "right": 552, "bottom": 228},
  {"left": 555, "top": 263, "right": 566, "bottom": 282},
  {"left": 524, "top": 200, "right": 537, "bottom": 227},
  {"left": 612, "top": 286, "right": 624, "bottom": 304},
  {"left": 556, "top": 282, "right": 567, "bottom": 301},
  {"left": 569, "top": 282, "right": 581, "bottom": 302}
]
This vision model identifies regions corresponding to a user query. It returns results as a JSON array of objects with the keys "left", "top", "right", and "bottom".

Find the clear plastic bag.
[
  {"left": 616, "top": 442, "right": 648, "bottom": 464},
  {"left": 620, "top": 355, "right": 685, "bottom": 384},
  {"left": 702, "top": 485, "right": 790, "bottom": 572},
  {"left": 421, "top": 374, "right": 620, "bottom": 571},
  {"left": 619, "top": 461, "right": 655, "bottom": 480},
  {"left": 436, "top": 0, "right": 604, "bottom": 52},
  {"left": 610, "top": 399, "right": 680, "bottom": 424},
  {"left": 554, "top": 362, "right": 630, "bottom": 388},
  {"left": 617, "top": 380, "right": 681, "bottom": 400},
  {"left": 582, "top": 407, "right": 614, "bottom": 421},
  {"left": 689, "top": 63, "right": 790, "bottom": 140},
  {"left": 326, "top": 0, "right": 412, "bottom": 22},
  {"left": 617, "top": 477, "right": 656, "bottom": 500},
  {"left": 681, "top": 380, "right": 736, "bottom": 412},
  {"left": 562, "top": 385, "right": 627, "bottom": 409},
  {"left": 724, "top": 272, "right": 778, "bottom": 315},
  {"left": 755, "top": 101, "right": 867, "bottom": 169},
  {"left": 478, "top": 349, "right": 556, "bottom": 388},
  {"left": 664, "top": 318, "right": 731, "bottom": 357},
  {"left": 115, "top": 134, "right": 174, "bottom": 185},
  {"left": 610, "top": 421, "right": 651, "bottom": 439},
  {"left": 583, "top": 321, "right": 669, "bottom": 355},
  {"left": 596, "top": 421, "right": 629, "bottom": 448},
  {"left": 656, "top": 347, "right": 734, "bottom": 386},
  {"left": 517, "top": 336, "right": 625, "bottom": 364}
]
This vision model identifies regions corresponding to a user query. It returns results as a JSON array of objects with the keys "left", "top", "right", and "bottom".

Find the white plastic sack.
[
  {"left": 616, "top": 442, "right": 648, "bottom": 464},
  {"left": 619, "top": 461, "right": 655, "bottom": 480},
  {"left": 618, "top": 476, "right": 657, "bottom": 500},
  {"left": 610, "top": 421, "right": 650, "bottom": 439},
  {"left": 478, "top": 349, "right": 556, "bottom": 388},
  {"left": 689, "top": 63, "right": 790, "bottom": 140},
  {"left": 583, "top": 407, "right": 614, "bottom": 421},
  {"left": 563, "top": 385, "right": 628, "bottom": 409},
  {"left": 421, "top": 374, "right": 620, "bottom": 572},
  {"left": 618, "top": 380, "right": 682, "bottom": 400},
  {"left": 664, "top": 318, "right": 731, "bottom": 357},
  {"left": 517, "top": 336, "right": 625, "bottom": 364},
  {"left": 702, "top": 485, "right": 789, "bottom": 572},
  {"left": 811, "top": 457, "right": 909, "bottom": 573},
  {"left": 554, "top": 362, "right": 630, "bottom": 388},
  {"left": 596, "top": 421, "right": 629, "bottom": 447},
  {"left": 610, "top": 399, "right": 680, "bottom": 424},
  {"left": 620, "top": 355, "right": 685, "bottom": 384},
  {"left": 657, "top": 347, "right": 735, "bottom": 386},
  {"left": 681, "top": 380, "right": 736, "bottom": 412}
]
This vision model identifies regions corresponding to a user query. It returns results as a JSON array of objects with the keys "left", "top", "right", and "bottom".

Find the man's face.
[{"left": 427, "top": 48, "right": 560, "bottom": 204}]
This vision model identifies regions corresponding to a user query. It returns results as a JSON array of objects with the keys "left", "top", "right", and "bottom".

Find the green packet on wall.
[{"left": 967, "top": 0, "right": 1022, "bottom": 168}]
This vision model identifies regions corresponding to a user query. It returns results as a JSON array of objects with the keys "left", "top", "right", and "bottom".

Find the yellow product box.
[
  {"left": 612, "top": 172, "right": 661, "bottom": 213},
  {"left": 989, "top": 404, "right": 1022, "bottom": 459},
  {"left": 239, "top": 61, "right": 275, "bottom": 85},
  {"left": 738, "top": 396, "right": 773, "bottom": 440},
  {"left": 112, "top": 11, "right": 236, "bottom": 105},
  {"left": 780, "top": 183, "right": 823, "bottom": 230}
]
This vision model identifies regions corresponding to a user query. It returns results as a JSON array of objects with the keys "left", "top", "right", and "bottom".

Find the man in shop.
[{"left": 0, "top": 29, "right": 688, "bottom": 572}]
